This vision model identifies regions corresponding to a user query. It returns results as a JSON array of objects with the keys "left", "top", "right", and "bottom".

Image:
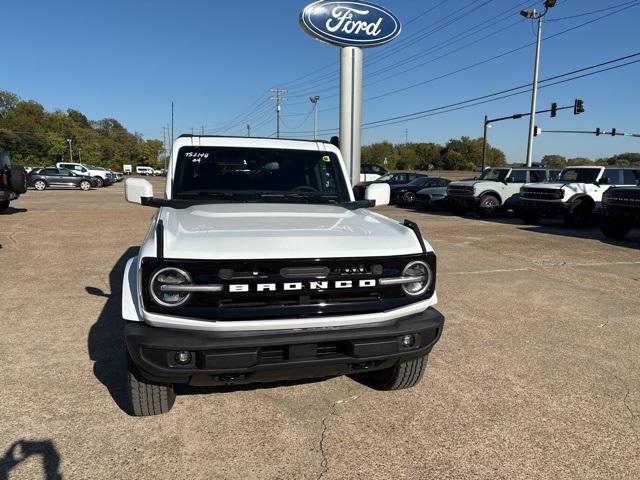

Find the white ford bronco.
[
  {"left": 446, "top": 167, "right": 558, "bottom": 217},
  {"left": 518, "top": 166, "right": 640, "bottom": 227},
  {"left": 122, "top": 135, "right": 444, "bottom": 416}
]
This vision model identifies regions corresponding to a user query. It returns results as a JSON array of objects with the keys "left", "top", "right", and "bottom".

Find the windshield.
[
  {"left": 559, "top": 168, "right": 601, "bottom": 183},
  {"left": 172, "top": 146, "right": 350, "bottom": 204},
  {"left": 376, "top": 173, "right": 395, "bottom": 182},
  {"left": 407, "top": 178, "right": 426, "bottom": 187},
  {"left": 479, "top": 168, "right": 510, "bottom": 181}
]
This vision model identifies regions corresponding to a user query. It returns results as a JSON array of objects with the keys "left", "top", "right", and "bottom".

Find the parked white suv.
[
  {"left": 446, "top": 167, "right": 559, "bottom": 217},
  {"left": 519, "top": 166, "right": 640, "bottom": 227},
  {"left": 121, "top": 135, "right": 444, "bottom": 415},
  {"left": 56, "top": 162, "right": 112, "bottom": 187}
]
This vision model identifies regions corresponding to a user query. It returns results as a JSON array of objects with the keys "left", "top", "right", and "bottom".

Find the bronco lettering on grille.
[{"left": 229, "top": 279, "right": 378, "bottom": 293}]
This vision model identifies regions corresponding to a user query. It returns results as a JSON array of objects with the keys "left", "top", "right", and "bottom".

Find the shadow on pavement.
[
  {"left": 0, "top": 439, "right": 62, "bottom": 480},
  {"left": 0, "top": 207, "right": 27, "bottom": 215},
  {"left": 87, "top": 246, "right": 139, "bottom": 414}
]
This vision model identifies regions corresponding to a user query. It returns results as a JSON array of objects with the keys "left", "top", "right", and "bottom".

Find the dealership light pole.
[
  {"left": 310, "top": 95, "right": 320, "bottom": 140},
  {"left": 66, "top": 138, "right": 73, "bottom": 162},
  {"left": 521, "top": 0, "right": 557, "bottom": 167}
]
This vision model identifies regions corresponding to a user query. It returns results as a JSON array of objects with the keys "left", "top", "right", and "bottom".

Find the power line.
[
  {"left": 546, "top": 0, "right": 638, "bottom": 21},
  {"left": 279, "top": 53, "right": 640, "bottom": 135}
]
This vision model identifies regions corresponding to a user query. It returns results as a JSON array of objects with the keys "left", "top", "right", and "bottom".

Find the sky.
[{"left": 2, "top": 0, "right": 639, "bottom": 163}]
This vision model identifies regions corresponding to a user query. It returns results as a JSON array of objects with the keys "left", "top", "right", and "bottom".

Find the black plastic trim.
[
  {"left": 403, "top": 220, "right": 427, "bottom": 254},
  {"left": 156, "top": 220, "right": 164, "bottom": 260}
]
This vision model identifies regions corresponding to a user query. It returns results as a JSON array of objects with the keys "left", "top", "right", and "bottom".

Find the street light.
[
  {"left": 66, "top": 138, "right": 73, "bottom": 162},
  {"left": 521, "top": 0, "right": 557, "bottom": 167},
  {"left": 310, "top": 95, "right": 320, "bottom": 140}
]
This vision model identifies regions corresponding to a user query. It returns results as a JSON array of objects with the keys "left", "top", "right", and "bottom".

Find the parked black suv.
[
  {"left": 29, "top": 167, "right": 96, "bottom": 191},
  {"left": 354, "top": 171, "right": 429, "bottom": 200},
  {"left": 600, "top": 178, "right": 640, "bottom": 240},
  {"left": 0, "top": 152, "right": 27, "bottom": 212}
]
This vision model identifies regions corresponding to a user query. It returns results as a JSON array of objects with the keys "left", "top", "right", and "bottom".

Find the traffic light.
[
  {"left": 611, "top": 128, "right": 617, "bottom": 137},
  {"left": 550, "top": 102, "right": 557, "bottom": 118},
  {"left": 574, "top": 99, "right": 584, "bottom": 115},
  {"left": 534, "top": 126, "right": 542, "bottom": 137},
  {"left": 595, "top": 128, "right": 601, "bottom": 136}
]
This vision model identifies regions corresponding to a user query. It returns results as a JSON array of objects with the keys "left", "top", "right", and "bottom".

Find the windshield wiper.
[
  {"left": 257, "top": 193, "right": 339, "bottom": 204},
  {"left": 177, "top": 191, "right": 237, "bottom": 201}
]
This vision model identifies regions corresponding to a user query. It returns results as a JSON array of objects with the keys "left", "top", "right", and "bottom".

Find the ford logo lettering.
[{"left": 300, "top": 0, "right": 401, "bottom": 48}]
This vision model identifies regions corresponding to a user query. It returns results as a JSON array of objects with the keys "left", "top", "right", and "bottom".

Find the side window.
[
  {"left": 361, "top": 165, "right": 371, "bottom": 174},
  {"left": 622, "top": 170, "right": 639, "bottom": 185},
  {"left": 43, "top": 168, "right": 58, "bottom": 176},
  {"left": 549, "top": 170, "right": 561, "bottom": 181},
  {"left": 372, "top": 165, "right": 384, "bottom": 174},
  {"left": 529, "top": 170, "right": 546, "bottom": 183},
  {"left": 510, "top": 170, "right": 528, "bottom": 183},
  {"left": 604, "top": 169, "right": 620, "bottom": 184},
  {"left": 394, "top": 174, "right": 407, "bottom": 184}
]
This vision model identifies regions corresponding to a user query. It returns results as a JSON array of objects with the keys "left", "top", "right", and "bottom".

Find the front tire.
[
  {"left": 563, "top": 200, "right": 593, "bottom": 228},
  {"left": 80, "top": 180, "right": 92, "bottom": 191},
  {"left": 34, "top": 180, "right": 47, "bottom": 191},
  {"left": 478, "top": 194, "right": 500, "bottom": 218},
  {"left": 403, "top": 192, "right": 417, "bottom": 205},
  {"left": 601, "top": 219, "right": 632, "bottom": 240},
  {"left": 94, "top": 177, "right": 104, "bottom": 188},
  {"left": 356, "top": 356, "right": 428, "bottom": 391},
  {"left": 126, "top": 355, "right": 176, "bottom": 416}
]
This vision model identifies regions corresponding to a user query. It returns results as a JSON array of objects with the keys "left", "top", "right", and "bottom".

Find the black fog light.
[
  {"left": 175, "top": 351, "right": 192, "bottom": 365},
  {"left": 401, "top": 335, "right": 416, "bottom": 347}
]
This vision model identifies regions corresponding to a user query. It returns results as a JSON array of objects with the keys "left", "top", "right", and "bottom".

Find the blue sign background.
[{"left": 300, "top": 1, "right": 401, "bottom": 48}]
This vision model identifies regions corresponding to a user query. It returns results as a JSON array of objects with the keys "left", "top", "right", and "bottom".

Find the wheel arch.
[{"left": 478, "top": 190, "right": 503, "bottom": 205}]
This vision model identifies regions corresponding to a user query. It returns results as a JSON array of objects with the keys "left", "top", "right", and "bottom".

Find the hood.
[
  {"left": 151, "top": 203, "right": 431, "bottom": 260},
  {"left": 522, "top": 182, "right": 610, "bottom": 201},
  {"left": 448, "top": 179, "right": 487, "bottom": 188}
]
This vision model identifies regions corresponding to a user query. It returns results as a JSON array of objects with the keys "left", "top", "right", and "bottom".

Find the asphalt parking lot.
[{"left": 1, "top": 178, "right": 639, "bottom": 480}]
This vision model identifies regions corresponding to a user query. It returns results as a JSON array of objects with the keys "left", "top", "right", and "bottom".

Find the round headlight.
[
  {"left": 402, "top": 261, "right": 432, "bottom": 296},
  {"left": 150, "top": 267, "right": 193, "bottom": 308}
]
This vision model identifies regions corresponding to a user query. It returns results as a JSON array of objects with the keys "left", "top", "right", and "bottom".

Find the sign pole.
[{"left": 340, "top": 46, "right": 363, "bottom": 188}]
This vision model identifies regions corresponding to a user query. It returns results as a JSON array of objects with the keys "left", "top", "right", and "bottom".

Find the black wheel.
[
  {"left": 80, "top": 180, "right": 92, "bottom": 191},
  {"left": 356, "top": 356, "right": 428, "bottom": 391},
  {"left": 126, "top": 354, "right": 176, "bottom": 416},
  {"left": 601, "top": 219, "right": 632, "bottom": 240},
  {"left": 478, "top": 194, "right": 500, "bottom": 218},
  {"left": 519, "top": 211, "right": 542, "bottom": 225},
  {"left": 9, "top": 166, "right": 27, "bottom": 194},
  {"left": 94, "top": 177, "right": 104, "bottom": 188},
  {"left": 0, "top": 200, "right": 9, "bottom": 212},
  {"left": 563, "top": 200, "right": 592, "bottom": 228},
  {"left": 33, "top": 179, "right": 47, "bottom": 191},
  {"left": 403, "top": 192, "right": 417, "bottom": 205}
]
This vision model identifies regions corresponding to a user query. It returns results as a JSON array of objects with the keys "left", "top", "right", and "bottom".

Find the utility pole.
[
  {"left": 310, "top": 96, "right": 320, "bottom": 140},
  {"left": 246, "top": 124, "right": 251, "bottom": 137},
  {"left": 270, "top": 88, "right": 287, "bottom": 138},
  {"left": 405, "top": 129, "right": 409, "bottom": 145},
  {"left": 78, "top": 148, "right": 82, "bottom": 163},
  {"left": 521, "top": 0, "right": 557, "bottom": 167},
  {"left": 201, "top": 126, "right": 204, "bottom": 135},
  {"left": 66, "top": 138, "right": 73, "bottom": 162},
  {"left": 170, "top": 102, "right": 174, "bottom": 161},
  {"left": 482, "top": 115, "right": 489, "bottom": 171}
]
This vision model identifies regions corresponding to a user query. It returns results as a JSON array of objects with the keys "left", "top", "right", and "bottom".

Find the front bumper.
[
  {"left": 519, "top": 199, "right": 573, "bottom": 216},
  {"left": 446, "top": 194, "right": 477, "bottom": 209},
  {"left": 126, "top": 307, "right": 445, "bottom": 386},
  {"left": 602, "top": 205, "right": 640, "bottom": 223}
]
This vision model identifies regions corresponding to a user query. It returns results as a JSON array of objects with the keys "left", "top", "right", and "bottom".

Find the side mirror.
[
  {"left": 504, "top": 176, "right": 513, "bottom": 183},
  {"left": 365, "top": 183, "right": 390, "bottom": 207},
  {"left": 125, "top": 178, "right": 154, "bottom": 205}
]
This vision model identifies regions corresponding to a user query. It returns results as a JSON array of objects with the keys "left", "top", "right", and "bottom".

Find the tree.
[
  {"left": 567, "top": 157, "right": 594, "bottom": 166},
  {"left": 0, "top": 90, "right": 19, "bottom": 117},
  {"left": 541, "top": 155, "right": 566, "bottom": 168}
]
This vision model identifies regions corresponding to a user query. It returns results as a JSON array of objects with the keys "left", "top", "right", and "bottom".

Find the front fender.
[{"left": 122, "top": 256, "right": 142, "bottom": 322}]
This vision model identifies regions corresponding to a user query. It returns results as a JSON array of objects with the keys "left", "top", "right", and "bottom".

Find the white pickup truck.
[
  {"left": 56, "top": 162, "right": 113, "bottom": 187},
  {"left": 121, "top": 135, "right": 445, "bottom": 415}
]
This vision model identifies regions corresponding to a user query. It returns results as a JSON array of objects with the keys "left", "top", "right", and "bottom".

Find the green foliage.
[
  {"left": 541, "top": 154, "right": 567, "bottom": 168},
  {"left": 361, "top": 136, "right": 507, "bottom": 171},
  {"left": 0, "top": 90, "right": 164, "bottom": 169}
]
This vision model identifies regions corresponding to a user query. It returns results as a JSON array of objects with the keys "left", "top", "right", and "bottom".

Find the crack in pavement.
[
  {"left": 613, "top": 374, "right": 638, "bottom": 434},
  {"left": 315, "top": 393, "right": 363, "bottom": 480}
]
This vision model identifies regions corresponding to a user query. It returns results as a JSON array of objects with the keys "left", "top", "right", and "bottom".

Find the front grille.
[
  {"left": 520, "top": 187, "right": 562, "bottom": 200},
  {"left": 141, "top": 255, "right": 436, "bottom": 321},
  {"left": 447, "top": 186, "right": 474, "bottom": 196},
  {"left": 604, "top": 189, "right": 640, "bottom": 208}
]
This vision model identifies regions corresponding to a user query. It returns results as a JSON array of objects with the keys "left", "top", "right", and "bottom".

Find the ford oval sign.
[{"left": 300, "top": 1, "right": 401, "bottom": 48}]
